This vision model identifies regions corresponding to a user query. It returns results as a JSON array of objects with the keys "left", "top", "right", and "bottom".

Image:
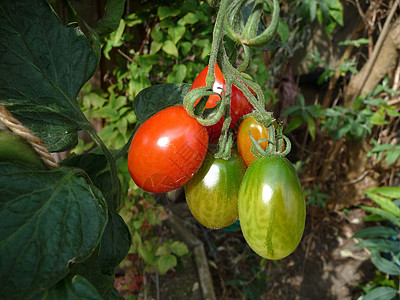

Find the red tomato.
[
  {"left": 128, "top": 106, "right": 209, "bottom": 193},
  {"left": 190, "top": 64, "right": 253, "bottom": 142},
  {"left": 237, "top": 117, "right": 284, "bottom": 167}
]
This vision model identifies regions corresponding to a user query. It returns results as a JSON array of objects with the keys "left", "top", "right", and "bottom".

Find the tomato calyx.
[
  {"left": 249, "top": 129, "right": 291, "bottom": 158},
  {"left": 246, "top": 114, "right": 291, "bottom": 158}
]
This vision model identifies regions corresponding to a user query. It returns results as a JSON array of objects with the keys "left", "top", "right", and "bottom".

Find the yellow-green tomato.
[
  {"left": 184, "top": 151, "right": 246, "bottom": 229},
  {"left": 238, "top": 155, "right": 306, "bottom": 260}
]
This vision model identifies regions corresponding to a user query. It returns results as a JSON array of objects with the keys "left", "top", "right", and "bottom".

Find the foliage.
[
  {"left": 304, "top": 184, "right": 330, "bottom": 208},
  {"left": 283, "top": 93, "right": 321, "bottom": 141},
  {"left": 121, "top": 195, "right": 189, "bottom": 275},
  {"left": 293, "top": 0, "right": 344, "bottom": 36},
  {"left": 353, "top": 186, "right": 400, "bottom": 300},
  {"left": 226, "top": 259, "right": 268, "bottom": 300}
]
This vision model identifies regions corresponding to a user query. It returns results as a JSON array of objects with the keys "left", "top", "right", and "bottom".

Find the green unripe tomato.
[
  {"left": 238, "top": 155, "right": 305, "bottom": 260},
  {"left": 184, "top": 151, "right": 246, "bottom": 229},
  {"left": 0, "top": 130, "right": 45, "bottom": 169}
]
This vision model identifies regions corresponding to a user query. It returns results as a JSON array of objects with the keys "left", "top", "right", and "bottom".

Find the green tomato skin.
[
  {"left": 238, "top": 155, "right": 306, "bottom": 260},
  {"left": 185, "top": 151, "right": 246, "bottom": 229},
  {"left": 0, "top": 130, "right": 45, "bottom": 169}
]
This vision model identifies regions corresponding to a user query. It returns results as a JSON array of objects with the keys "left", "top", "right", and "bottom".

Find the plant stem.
[
  {"left": 85, "top": 122, "right": 120, "bottom": 210},
  {"left": 206, "top": 0, "right": 230, "bottom": 87}
]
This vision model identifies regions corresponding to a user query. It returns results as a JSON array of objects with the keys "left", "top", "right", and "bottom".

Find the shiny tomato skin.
[
  {"left": 190, "top": 65, "right": 253, "bottom": 142},
  {"left": 237, "top": 117, "right": 269, "bottom": 166},
  {"left": 237, "top": 117, "right": 284, "bottom": 166},
  {"left": 238, "top": 155, "right": 306, "bottom": 260},
  {"left": 128, "top": 105, "right": 208, "bottom": 194},
  {"left": 184, "top": 151, "right": 246, "bottom": 229},
  {"left": 230, "top": 84, "right": 254, "bottom": 130}
]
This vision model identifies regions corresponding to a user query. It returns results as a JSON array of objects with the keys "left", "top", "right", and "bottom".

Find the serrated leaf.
[
  {"left": 157, "top": 255, "right": 177, "bottom": 275},
  {"left": 95, "top": 0, "right": 126, "bottom": 41},
  {"left": 362, "top": 286, "right": 398, "bottom": 300},
  {"left": 352, "top": 226, "right": 398, "bottom": 239},
  {"left": 162, "top": 40, "right": 179, "bottom": 57},
  {"left": 0, "top": 0, "right": 98, "bottom": 152},
  {"left": 370, "top": 251, "right": 400, "bottom": 276},
  {"left": 132, "top": 83, "right": 191, "bottom": 124},
  {"left": 32, "top": 275, "right": 102, "bottom": 300},
  {"left": 0, "top": 161, "right": 108, "bottom": 299}
]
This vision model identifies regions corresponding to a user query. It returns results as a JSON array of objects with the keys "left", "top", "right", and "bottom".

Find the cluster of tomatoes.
[{"left": 128, "top": 65, "right": 305, "bottom": 260}]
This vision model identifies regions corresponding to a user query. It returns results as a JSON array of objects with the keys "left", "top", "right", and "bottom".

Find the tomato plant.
[
  {"left": 190, "top": 64, "right": 253, "bottom": 142},
  {"left": 128, "top": 105, "right": 209, "bottom": 194},
  {"left": 184, "top": 151, "right": 246, "bottom": 229},
  {"left": 238, "top": 155, "right": 306, "bottom": 260}
]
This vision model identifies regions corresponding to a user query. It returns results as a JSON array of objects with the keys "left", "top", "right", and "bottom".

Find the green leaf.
[
  {"left": 367, "top": 186, "right": 400, "bottom": 199},
  {"left": 365, "top": 191, "right": 400, "bottom": 217},
  {"left": 98, "top": 210, "right": 131, "bottom": 274},
  {"left": 361, "top": 206, "right": 400, "bottom": 227},
  {"left": 168, "top": 24, "right": 186, "bottom": 44},
  {"left": 370, "top": 251, "right": 400, "bottom": 276},
  {"left": 338, "top": 38, "right": 370, "bottom": 48},
  {"left": 307, "top": 115, "right": 316, "bottom": 141},
  {"left": 132, "top": 83, "right": 191, "bottom": 124},
  {"left": 69, "top": 250, "right": 123, "bottom": 299},
  {"left": 157, "top": 6, "right": 180, "bottom": 20},
  {"left": 178, "top": 12, "right": 199, "bottom": 25},
  {"left": 170, "top": 241, "right": 189, "bottom": 256},
  {"left": 352, "top": 226, "right": 398, "bottom": 239},
  {"left": 162, "top": 40, "right": 179, "bottom": 57},
  {"left": 355, "top": 239, "right": 400, "bottom": 252},
  {"left": 0, "top": 0, "right": 98, "bottom": 152},
  {"left": 150, "top": 41, "right": 163, "bottom": 54},
  {"left": 277, "top": 20, "right": 290, "bottom": 43},
  {"left": 0, "top": 161, "right": 108, "bottom": 299},
  {"left": 95, "top": 0, "right": 126, "bottom": 41},
  {"left": 157, "top": 255, "right": 177, "bottom": 275},
  {"left": 151, "top": 27, "right": 164, "bottom": 42},
  {"left": 284, "top": 116, "right": 304, "bottom": 133},
  {"left": 167, "top": 64, "right": 187, "bottom": 83},
  {"left": 156, "top": 244, "right": 171, "bottom": 256},
  {"left": 362, "top": 286, "right": 398, "bottom": 300},
  {"left": 32, "top": 275, "right": 102, "bottom": 300}
]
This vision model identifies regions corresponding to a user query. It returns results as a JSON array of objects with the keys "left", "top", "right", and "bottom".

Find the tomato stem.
[{"left": 85, "top": 123, "right": 120, "bottom": 210}]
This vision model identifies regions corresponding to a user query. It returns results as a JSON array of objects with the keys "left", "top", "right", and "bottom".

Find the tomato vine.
[{"left": 183, "top": 0, "right": 286, "bottom": 160}]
